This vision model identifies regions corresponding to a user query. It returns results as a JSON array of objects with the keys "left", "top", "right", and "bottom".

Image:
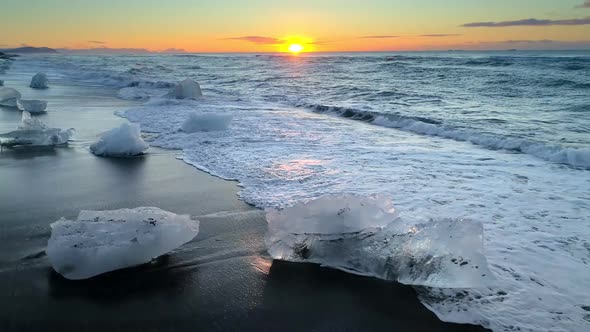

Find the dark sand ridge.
[{"left": 0, "top": 76, "right": 488, "bottom": 331}]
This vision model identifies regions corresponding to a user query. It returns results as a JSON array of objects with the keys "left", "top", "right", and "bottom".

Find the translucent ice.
[
  {"left": 18, "top": 111, "right": 47, "bottom": 130},
  {"left": 30, "top": 72, "right": 48, "bottom": 89},
  {"left": 164, "top": 79, "right": 202, "bottom": 99},
  {"left": 265, "top": 194, "right": 493, "bottom": 288},
  {"left": 47, "top": 207, "right": 199, "bottom": 280},
  {"left": 0, "top": 111, "right": 74, "bottom": 147},
  {"left": 181, "top": 112, "right": 232, "bottom": 132},
  {"left": 90, "top": 122, "right": 149, "bottom": 157},
  {"left": 17, "top": 99, "right": 47, "bottom": 113},
  {"left": 0, "top": 87, "right": 21, "bottom": 107}
]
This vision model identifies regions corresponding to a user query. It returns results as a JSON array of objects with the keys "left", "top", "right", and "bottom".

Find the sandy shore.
[{"left": 0, "top": 77, "right": 488, "bottom": 331}]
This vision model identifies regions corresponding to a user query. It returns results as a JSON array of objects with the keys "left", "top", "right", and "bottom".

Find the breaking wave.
[{"left": 299, "top": 102, "right": 590, "bottom": 169}]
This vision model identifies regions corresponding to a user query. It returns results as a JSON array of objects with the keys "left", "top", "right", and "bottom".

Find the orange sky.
[{"left": 1, "top": 0, "right": 590, "bottom": 52}]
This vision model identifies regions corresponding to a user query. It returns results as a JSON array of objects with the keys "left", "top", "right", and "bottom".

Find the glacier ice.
[
  {"left": 0, "top": 111, "right": 74, "bottom": 147},
  {"left": 265, "top": 194, "right": 493, "bottom": 288},
  {"left": 0, "top": 87, "right": 21, "bottom": 107},
  {"left": 164, "top": 79, "right": 202, "bottom": 99},
  {"left": 181, "top": 112, "right": 233, "bottom": 132},
  {"left": 18, "top": 111, "right": 47, "bottom": 130},
  {"left": 30, "top": 72, "right": 48, "bottom": 89},
  {"left": 17, "top": 99, "right": 47, "bottom": 113},
  {"left": 46, "top": 207, "right": 199, "bottom": 280},
  {"left": 90, "top": 122, "right": 149, "bottom": 157}
]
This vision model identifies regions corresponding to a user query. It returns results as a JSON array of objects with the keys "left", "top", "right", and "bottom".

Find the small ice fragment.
[
  {"left": 265, "top": 194, "right": 493, "bottom": 288},
  {"left": 90, "top": 122, "right": 149, "bottom": 157},
  {"left": 0, "top": 111, "right": 74, "bottom": 147},
  {"left": 164, "top": 78, "right": 202, "bottom": 99},
  {"left": 0, "top": 87, "right": 21, "bottom": 107},
  {"left": 181, "top": 112, "right": 233, "bottom": 132},
  {"left": 30, "top": 73, "right": 48, "bottom": 89},
  {"left": 46, "top": 207, "right": 199, "bottom": 280},
  {"left": 17, "top": 99, "right": 47, "bottom": 113}
]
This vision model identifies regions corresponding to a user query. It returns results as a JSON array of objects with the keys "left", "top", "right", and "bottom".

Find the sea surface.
[{"left": 2, "top": 51, "right": 590, "bottom": 331}]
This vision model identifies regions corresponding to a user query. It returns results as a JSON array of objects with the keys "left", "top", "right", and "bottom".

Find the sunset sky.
[{"left": 1, "top": 0, "right": 589, "bottom": 52}]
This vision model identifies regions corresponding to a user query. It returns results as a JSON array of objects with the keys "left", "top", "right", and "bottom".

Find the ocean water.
[{"left": 3, "top": 51, "right": 590, "bottom": 331}]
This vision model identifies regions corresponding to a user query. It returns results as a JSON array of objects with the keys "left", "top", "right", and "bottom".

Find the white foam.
[
  {"left": 372, "top": 115, "right": 590, "bottom": 169},
  {"left": 90, "top": 122, "right": 149, "bottom": 157},
  {"left": 30, "top": 72, "right": 48, "bottom": 89},
  {"left": 181, "top": 112, "right": 232, "bottom": 132},
  {"left": 46, "top": 207, "right": 199, "bottom": 280},
  {"left": 120, "top": 97, "right": 590, "bottom": 332},
  {"left": 0, "top": 87, "right": 21, "bottom": 107}
]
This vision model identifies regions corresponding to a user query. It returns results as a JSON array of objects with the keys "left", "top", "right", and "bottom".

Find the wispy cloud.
[
  {"left": 576, "top": 1, "right": 590, "bottom": 8},
  {"left": 420, "top": 34, "right": 461, "bottom": 37},
  {"left": 88, "top": 40, "right": 105, "bottom": 44},
  {"left": 224, "top": 36, "right": 282, "bottom": 44},
  {"left": 462, "top": 17, "right": 590, "bottom": 27},
  {"left": 501, "top": 39, "right": 555, "bottom": 44},
  {"left": 358, "top": 35, "right": 399, "bottom": 39},
  {"left": 463, "top": 39, "right": 590, "bottom": 50}
]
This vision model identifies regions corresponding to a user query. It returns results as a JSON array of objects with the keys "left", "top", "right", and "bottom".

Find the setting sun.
[{"left": 288, "top": 43, "right": 304, "bottom": 53}]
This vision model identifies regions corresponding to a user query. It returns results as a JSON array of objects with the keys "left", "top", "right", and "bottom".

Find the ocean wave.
[
  {"left": 299, "top": 102, "right": 590, "bottom": 169},
  {"left": 126, "top": 80, "right": 174, "bottom": 89},
  {"left": 463, "top": 57, "right": 513, "bottom": 67}
]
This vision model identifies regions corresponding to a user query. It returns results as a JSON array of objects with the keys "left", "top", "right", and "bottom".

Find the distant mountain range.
[
  {"left": 0, "top": 46, "right": 187, "bottom": 55},
  {"left": 0, "top": 46, "right": 58, "bottom": 54},
  {"left": 58, "top": 47, "right": 187, "bottom": 54}
]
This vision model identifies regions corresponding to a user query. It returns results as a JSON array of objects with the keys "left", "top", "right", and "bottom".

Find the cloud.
[
  {"left": 224, "top": 36, "right": 281, "bottom": 44},
  {"left": 58, "top": 47, "right": 151, "bottom": 54},
  {"left": 462, "top": 17, "right": 590, "bottom": 27},
  {"left": 420, "top": 34, "right": 461, "bottom": 37},
  {"left": 358, "top": 35, "right": 399, "bottom": 39},
  {"left": 461, "top": 39, "right": 590, "bottom": 50},
  {"left": 576, "top": 1, "right": 590, "bottom": 8},
  {"left": 501, "top": 39, "right": 555, "bottom": 44},
  {"left": 88, "top": 40, "right": 105, "bottom": 44}
]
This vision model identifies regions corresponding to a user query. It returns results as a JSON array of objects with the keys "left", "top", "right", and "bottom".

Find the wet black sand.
[{"left": 0, "top": 79, "right": 488, "bottom": 331}]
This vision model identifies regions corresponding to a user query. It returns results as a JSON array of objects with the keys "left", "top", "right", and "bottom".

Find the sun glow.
[
  {"left": 288, "top": 43, "right": 304, "bottom": 53},
  {"left": 279, "top": 36, "right": 313, "bottom": 53}
]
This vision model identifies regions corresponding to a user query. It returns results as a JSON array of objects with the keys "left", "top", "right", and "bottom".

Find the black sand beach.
[{"left": 0, "top": 79, "right": 488, "bottom": 331}]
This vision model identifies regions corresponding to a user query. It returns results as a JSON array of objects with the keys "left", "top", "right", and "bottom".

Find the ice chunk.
[
  {"left": 17, "top": 99, "right": 47, "bottom": 113},
  {"left": 181, "top": 112, "right": 233, "bottom": 132},
  {"left": 30, "top": 72, "right": 48, "bottom": 89},
  {"left": 164, "top": 78, "right": 202, "bottom": 99},
  {"left": 90, "top": 122, "right": 149, "bottom": 157},
  {"left": 46, "top": 207, "right": 199, "bottom": 280},
  {"left": 18, "top": 110, "right": 47, "bottom": 130},
  {"left": 265, "top": 194, "right": 493, "bottom": 288},
  {"left": 0, "top": 87, "right": 21, "bottom": 107},
  {"left": 0, "top": 111, "right": 74, "bottom": 147}
]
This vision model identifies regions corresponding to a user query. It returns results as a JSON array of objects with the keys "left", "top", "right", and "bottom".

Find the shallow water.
[{"left": 2, "top": 52, "right": 590, "bottom": 331}]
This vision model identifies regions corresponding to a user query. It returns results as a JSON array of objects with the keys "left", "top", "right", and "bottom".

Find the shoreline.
[{"left": 0, "top": 68, "right": 488, "bottom": 331}]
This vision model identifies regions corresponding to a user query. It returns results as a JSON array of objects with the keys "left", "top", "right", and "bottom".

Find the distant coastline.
[{"left": 1, "top": 46, "right": 589, "bottom": 56}]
